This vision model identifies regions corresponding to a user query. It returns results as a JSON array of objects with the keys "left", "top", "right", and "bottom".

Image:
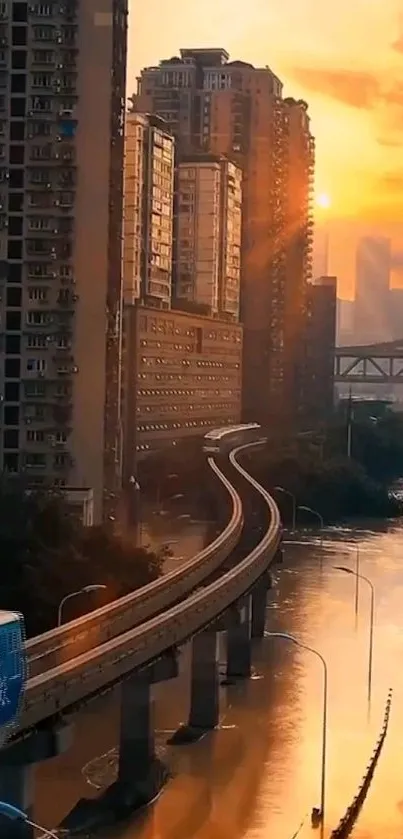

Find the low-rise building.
[{"left": 122, "top": 305, "right": 242, "bottom": 478}]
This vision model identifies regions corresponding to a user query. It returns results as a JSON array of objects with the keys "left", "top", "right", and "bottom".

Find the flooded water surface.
[{"left": 34, "top": 521, "right": 403, "bottom": 839}]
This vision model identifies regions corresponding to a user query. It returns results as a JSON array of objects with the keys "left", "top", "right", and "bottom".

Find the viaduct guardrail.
[
  {"left": 16, "top": 441, "right": 281, "bottom": 735},
  {"left": 26, "top": 457, "right": 242, "bottom": 679}
]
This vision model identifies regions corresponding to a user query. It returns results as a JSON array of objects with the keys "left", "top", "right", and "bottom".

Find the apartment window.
[
  {"left": 29, "top": 120, "right": 52, "bottom": 136},
  {"left": 4, "top": 406, "right": 19, "bottom": 425},
  {"left": 30, "top": 95, "right": 52, "bottom": 113},
  {"left": 12, "top": 26, "right": 27, "bottom": 46},
  {"left": 3, "top": 430, "right": 19, "bottom": 449},
  {"left": 6, "top": 287, "right": 22, "bottom": 307},
  {"left": 28, "top": 216, "right": 51, "bottom": 231},
  {"left": 11, "top": 75, "right": 26, "bottom": 94},
  {"left": 32, "top": 73, "right": 53, "bottom": 88},
  {"left": 26, "top": 310, "right": 51, "bottom": 325},
  {"left": 25, "top": 453, "right": 47, "bottom": 468},
  {"left": 27, "top": 263, "right": 52, "bottom": 278},
  {"left": 10, "top": 98, "right": 25, "bottom": 117},
  {"left": 9, "top": 145, "right": 24, "bottom": 165},
  {"left": 10, "top": 121, "right": 25, "bottom": 141},
  {"left": 55, "top": 430, "right": 67, "bottom": 443},
  {"left": 27, "top": 335, "right": 47, "bottom": 348},
  {"left": 54, "top": 453, "right": 68, "bottom": 468},
  {"left": 3, "top": 453, "right": 19, "bottom": 472},
  {"left": 32, "top": 25, "right": 55, "bottom": 40},
  {"left": 11, "top": 50, "right": 27, "bottom": 70},
  {"left": 5, "top": 335, "right": 21, "bottom": 354},
  {"left": 5, "top": 358, "right": 20, "bottom": 378},
  {"left": 27, "top": 430, "right": 45, "bottom": 442},
  {"left": 26, "top": 358, "right": 46, "bottom": 373},
  {"left": 8, "top": 192, "right": 24, "bottom": 213},
  {"left": 6, "top": 312, "right": 21, "bottom": 331},
  {"left": 31, "top": 4, "right": 54, "bottom": 16},
  {"left": 28, "top": 286, "right": 48, "bottom": 301},
  {"left": 8, "top": 217, "right": 23, "bottom": 236}
]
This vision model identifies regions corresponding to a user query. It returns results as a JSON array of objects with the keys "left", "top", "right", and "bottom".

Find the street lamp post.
[
  {"left": 298, "top": 505, "right": 324, "bottom": 550},
  {"left": 57, "top": 584, "right": 107, "bottom": 627},
  {"left": 274, "top": 486, "right": 296, "bottom": 531},
  {"left": 265, "top": 631, "right": 328, "bottom": 832},
  {"left": 0, "top": 801, "right": 59, "bottom": 838},
  {"left": 354, "top": 545, "right": 360, "bottom": 621},
  {"left": 129, "top": 475, "right": 141, "bottom": 544},
  {"left": 334, "top": 565, "right": 374, "bottom": 706}
]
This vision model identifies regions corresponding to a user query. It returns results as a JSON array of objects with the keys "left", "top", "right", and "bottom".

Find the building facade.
[
  {"left": 135, "top": 48, "right": 314, "bottom": 429},
  {"left": 0, "top": 0, "right": 127, "bottom": 523},
  {"left": 175, "top": 154, "right": 242, "bottom": 319},
  {"left": 123, "top": 111, "right": 174, "bottom": 308},
  {"left": 123, "top": 305, "right": 242, "bottom": 476},
  {"left": 304, "top": 276, "right": 337, "bottom": 424}
]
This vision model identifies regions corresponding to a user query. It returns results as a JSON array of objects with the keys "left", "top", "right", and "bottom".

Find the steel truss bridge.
[{"left": 335, "top": 340, "right": 403, "bottom": 384}]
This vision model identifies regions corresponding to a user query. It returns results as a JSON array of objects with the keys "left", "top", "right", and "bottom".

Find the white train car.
[{"left": 203, "top": 423, "right": 265, "bottom": 456}]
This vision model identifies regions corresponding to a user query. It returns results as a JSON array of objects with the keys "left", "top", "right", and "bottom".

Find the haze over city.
[{"left": 129, "top": 0, "right": 403, "bottom": 298}]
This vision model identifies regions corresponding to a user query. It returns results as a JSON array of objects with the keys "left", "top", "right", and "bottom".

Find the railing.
[
  {"left": 17, "top": 441, "right": 281, "bottom": 734},
  {"left": 26, "top": 457, "right": 242, "bottom": 678},
  {"left": 330, "top": 689, "right": 393, "bottom": 838}
]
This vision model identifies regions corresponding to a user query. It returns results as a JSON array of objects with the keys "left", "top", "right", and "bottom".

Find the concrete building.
[
  {"left": 175, "top": 154, "right": 242, "bottom": 320},
  {"left": 304, "top": 276, "right": 337, "bottom": 424},
  {"left": 0, "top": 0, "right": 127, "bottom": 523},
  {"left": 135, "top": 48, "right": 314, "bottom": 429},
  {"left": 123, "top": 305, "right": 242, "bottom": 476},
  {"left": 123, "top": 111, "right": 175, "bottom": 308},
  {"left": 354, "top": 237, "right": 391, "bottom": 344}
]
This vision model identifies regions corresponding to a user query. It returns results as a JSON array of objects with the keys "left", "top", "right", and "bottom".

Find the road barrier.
[{"left": 330, "top": 688, "right": 393, "bottom": 839}]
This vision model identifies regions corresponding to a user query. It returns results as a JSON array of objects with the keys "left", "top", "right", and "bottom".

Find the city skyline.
[{"left": 128, "top": 0, "right": 403, "bottom": 297}]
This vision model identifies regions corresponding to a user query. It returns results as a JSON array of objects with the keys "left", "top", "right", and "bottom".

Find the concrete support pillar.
[
  {"left": 0, "top": 764, "right": 33, "bottom": 839},
  {"left": 0, "top": 724, "right": 73, "bottom": 839},
  {"left": 188, "top": 629, "right": 219, "bottom": 731},
  {"left": 226, "top": 596, "right": 252, "bottom": 680},
  {"left": 118, "top": 673, "right": 155, "bottom": 788},
  {"left": 251, "top": 580, "right": 267, "bottom": 638},
  {"left": 170, "top": 629, "right": 219, "bottom": 744}
]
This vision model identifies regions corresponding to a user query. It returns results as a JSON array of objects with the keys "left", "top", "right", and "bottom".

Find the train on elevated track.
[{"left": 203, "top": 423, "right": 266, "bottom": 456}]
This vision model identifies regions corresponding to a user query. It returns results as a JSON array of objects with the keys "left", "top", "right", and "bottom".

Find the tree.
[{"left": 0, "top": 477, "right": 164, "bottom": 637}]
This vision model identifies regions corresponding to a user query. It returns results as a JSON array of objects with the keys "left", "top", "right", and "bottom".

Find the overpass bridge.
[
  {"left": 0, "top": 429, "right": 282, "bottom": 838},
  {"left": 335, "top": 339, "right": 403, "bottom": 383}
]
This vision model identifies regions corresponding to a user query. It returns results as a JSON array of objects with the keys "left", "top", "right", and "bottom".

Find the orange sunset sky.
[{"left": 128, "top": 0, "right": 403, "bottom": 299}]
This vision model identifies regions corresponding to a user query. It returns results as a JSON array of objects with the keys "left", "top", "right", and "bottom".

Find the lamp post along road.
[
  {"left": 265, "top": 631, "right": 328, "bottom": 831},
  {"left": 354, "top": 545, "right": 360, "bottom": 621},
  {"left": 298, "top": 505, "right": 324, "bottom": 558},
  {"left": 334, "top": 565, "right": 374, "bottom": 706},
  {"left": 57, "top": 584, "right": 107, "bottom": 627},
  {"left": 274, "top": 486, "right": 296, "bottom": 531}
]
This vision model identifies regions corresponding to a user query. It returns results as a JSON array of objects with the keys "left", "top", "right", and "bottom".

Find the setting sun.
[{"left": 316, "top": 192, "right": 331, "bottom": 210}]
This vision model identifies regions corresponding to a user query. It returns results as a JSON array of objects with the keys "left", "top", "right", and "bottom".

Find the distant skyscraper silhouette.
[{"left": 354, "top": 237, "right": 391, "bottom": 344}]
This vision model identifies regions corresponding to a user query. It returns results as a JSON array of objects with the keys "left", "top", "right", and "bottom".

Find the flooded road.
[{"left": 34, "top": 521, "right": 403, "bottom": 838}]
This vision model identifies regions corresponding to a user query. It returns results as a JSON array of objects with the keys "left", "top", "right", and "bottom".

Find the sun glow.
[{"left": 316, "top": 192, "right": 331, "bottom": 210}]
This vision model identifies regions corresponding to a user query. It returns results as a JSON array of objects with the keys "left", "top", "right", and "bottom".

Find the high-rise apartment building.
[
  {"left": 304, "top": 276, "right": 337, "bottom": 424},
  {"left": 123, "top": 111, "right": 175, "bottom": 308},
  {"left": 175, "top": 153, "right": 242, "bottom": 319},
  {"left": 354, "top": 237, "right": 391, "bottom": 344},
  {"left": 135, "top": 48, "right": 314, "bottom": 428},
  {"left": 1, "top": 0, "right": 127, "bottom": 523}
]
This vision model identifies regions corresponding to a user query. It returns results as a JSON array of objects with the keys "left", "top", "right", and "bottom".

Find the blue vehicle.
[{"left": 0, "top": 611, "right": 27, "bottom": 745}]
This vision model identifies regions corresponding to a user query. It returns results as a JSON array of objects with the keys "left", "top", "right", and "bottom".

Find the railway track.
[
  {"left": 18, "top": 442, "right": 281, "bottom": 734},
  {"left": 26, "top": 455, "right": 242, "bottom": 678}
]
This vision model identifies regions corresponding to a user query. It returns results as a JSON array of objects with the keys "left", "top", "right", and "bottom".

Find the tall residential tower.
[
  {"left": 135, "top": 48, "right": 314, "bottom": 428},
  {"left": 1, "top": 0, "right": 128, "bottom": 522}
]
